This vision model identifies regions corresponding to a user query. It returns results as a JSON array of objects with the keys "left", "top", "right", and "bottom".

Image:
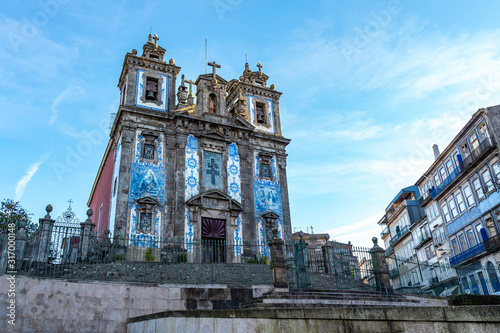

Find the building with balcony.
[
  {"left": 416, "top": 105, "right": 500, "bottom": 295},
  {"left": 378, "top": 186, "right": 425, "bottom": 290}
]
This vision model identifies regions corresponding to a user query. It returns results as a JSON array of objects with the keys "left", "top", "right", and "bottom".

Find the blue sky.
[{"left": 1, "top": 1, "right": 500, "bottom": 247}]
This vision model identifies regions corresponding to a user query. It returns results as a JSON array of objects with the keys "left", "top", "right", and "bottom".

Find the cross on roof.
[
  {"left": 257, "top": 62, "right": 263, "bottom": 75},
  {"left": 68, "top": 199, "right": 73, "bottom": 208},
  {"left": 152, "top": 34, "right": 159, "bottom": 48},
  {"left": 207, "top": 61, "right": 221, "bottom": 83},
  {"left": 185, "top": 79, "right": 195, "bottom": 95}
]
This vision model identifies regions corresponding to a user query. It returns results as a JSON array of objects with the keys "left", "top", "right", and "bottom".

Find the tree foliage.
[{"left": 0, "top": 199, "right": 36, "bottom": 234}]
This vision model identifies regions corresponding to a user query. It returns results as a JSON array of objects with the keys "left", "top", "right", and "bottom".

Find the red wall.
[{"left": 89, "top": 148, "right": 114, "bottom": 238}]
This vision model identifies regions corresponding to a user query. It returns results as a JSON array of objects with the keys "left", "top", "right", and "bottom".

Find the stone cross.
[
  {"left": 152, "top": 34, "right": 159, "bottom": 48},
  {"left": 68, "top": 199, "right": 73, "bottom": 207},
  {"left": 208, "top": 61, "right": 221, "bottom": 83},
  {"left": 185, "top": 79, "right": 195, "bottom": 96},
  {"left": 257, "top": 62, "right": 263, "bottom": 75},
  {"left": 206, "top": 158, "right": 220, "bottom": 184}
]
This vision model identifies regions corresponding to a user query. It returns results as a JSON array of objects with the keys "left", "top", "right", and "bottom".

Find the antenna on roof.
[{"left": 205, "top": 37, "right": 208, "bottom": 74}]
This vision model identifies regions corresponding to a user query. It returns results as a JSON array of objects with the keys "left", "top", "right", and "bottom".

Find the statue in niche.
[{"left": 209, "top": 94, "right": 216, "bottom": 113}]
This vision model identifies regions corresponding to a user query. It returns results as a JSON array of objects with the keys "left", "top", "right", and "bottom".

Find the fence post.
[
  {"left": 80, "top": 209, "right": 95, "bottom": 261},
  {"left": 370, "top": 237, "right": 393, "bottom": 294},
  {"left": 15, "top": 226, "right": 27, "bottom": 270},
  {"left": 36, "top": 205, "right": 55, "bottom": 263},
  {"left": 269, "top": 228, "right": 289, "bottom": 290},
  {"left": 321, "top": 234, "right": 335, "bottom": 274}
]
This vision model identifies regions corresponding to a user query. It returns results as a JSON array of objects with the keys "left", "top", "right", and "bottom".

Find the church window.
[
  {"left": 140, "top": 131, "right": 159, "bottom": 163},
  {"left": 136, "top": 197, "right": 158, "bottom": 234},
  {"left": 203, "top": 151, "right": 223, "bottom": 189},
  {"left": 261, "top": 162, "right": 271, "bottom": 179},
  {"left": 209, "top": 94, "right": 217, "bottom": 113},
  {"left": 138, "top": 212, "right": 152, "bottom": 232},
  {"left": 142, "top": 144, "right": 155, "bottom": 160},
  {"left": 145, "top": 77, "right": 159, "bottom": 102},
  {"left": 256, "top": 102, "right": 267, "bottom": 125}
]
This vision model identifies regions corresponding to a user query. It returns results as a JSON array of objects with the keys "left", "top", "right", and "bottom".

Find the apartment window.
[
  {"left": 439, "top": 167, "right": 447, "bottom": 182},
  {"left": 466, "top": 228, "right": 477, "bottom": 247},
  {"left": 475, "top": 223, "right": 484, "bottom": 242},
  {"left": 448, "top": 198, "right": 458, "bottom": 219},
  {"left": 454, "top": 151, "right": 462, "bottom": 169},
  {"left": 455, "top": 191, "right": 466, "bottom": 213},
  {"left": 473, "top": 178, "right": 485, "bottom": 200},
  {"left": 446, "top": 160, "right": 454, "bottom": 175},
  {"left": 451, "top": 238, "right": 459, "bottom": 255},
  {"left": 433, "top": 202, "right": 440, "bottom": 217},
  {"left": 458, "top": 233, "right": 468, "bottom": 252},
  {"left": 492, "top": 161, "right": 500, "bottom": 181},
  {"left": 478, "top": 122, "right": 490, "bottom": 141},
  {"left": 463, "top": 185, "right": 475, "bottom": 207},
  {"left": 434, "top": 173, "right": 442, "bottom": 187},
  {"left": 441, "top": 203, "right": 451, "bottom": 223},
  {"left": 470, "top": 132, "right": 479, "bottom": 151},
  {"left": 482, "top": 169, "right": 495, "bottom": 192}
]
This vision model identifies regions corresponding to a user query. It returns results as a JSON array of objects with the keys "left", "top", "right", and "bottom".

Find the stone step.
[
  {"left": 246, "top": 296, "right": 419, "bottom": 306},
  {"left": 242, "top": 300, "right": 429, "bottom": 309},
  {"left": 266, "top": 292, "right": 408, "bottom": 300}
]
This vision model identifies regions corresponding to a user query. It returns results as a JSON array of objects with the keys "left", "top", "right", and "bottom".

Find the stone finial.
[
  {"left": 45, "top": 204, "right": 53, "bottom": 219},
  {"left": 270, "top": 84, "right": 275, "bottom": 90},
  {"left": 372, "top": 237, "right": 378, "bottom": 246},
  {"left": 87, "top": 208, "right": 93, "bottom": 218},
  {"left": 325, "top": 233, "right": 330, "bottom": 241},
  {"left": 169, "top": 59, "right": 175, "bottom": 65},
  {"left": 131, "top": 49, "right": 138, "bottom": 55}
]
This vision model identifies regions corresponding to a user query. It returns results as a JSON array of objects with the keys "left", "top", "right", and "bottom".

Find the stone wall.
[
  {"left": 127, "top": 306, "right": 500, "bottom": 333},
  {"left": 0, "top": 275, "right": 272, "bottom": 333}
]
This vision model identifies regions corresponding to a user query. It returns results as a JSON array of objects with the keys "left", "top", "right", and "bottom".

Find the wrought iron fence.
[
  {"left": 12, "top": 225, "right": 274, "bottom": 286},
  {"left": 284, "top": 240, "right": 377, "bottom": 291}
]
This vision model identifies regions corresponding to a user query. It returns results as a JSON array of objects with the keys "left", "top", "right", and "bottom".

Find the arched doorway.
[{"left": 487, "top": 261, "right": 500, "bottom": 293}]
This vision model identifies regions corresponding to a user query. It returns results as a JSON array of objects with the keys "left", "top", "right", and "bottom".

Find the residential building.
[
  {"left": 378, "top": 186, "right": 425, "bottom": 290},
  {"left": 416, "top": 106, "right": 500, "bottom": 295}
]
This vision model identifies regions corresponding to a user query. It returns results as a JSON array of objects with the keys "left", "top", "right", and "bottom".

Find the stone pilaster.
[{"left": 36, "top": 205, "right": 55, "bottom": 263}]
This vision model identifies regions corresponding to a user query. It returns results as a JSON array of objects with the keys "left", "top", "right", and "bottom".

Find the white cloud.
[
  {"left": 14, "top": 153, "right": 51, "bottom": 201},
  {"left": 49, "top": 83, "right": 84, "bottom": 125}
]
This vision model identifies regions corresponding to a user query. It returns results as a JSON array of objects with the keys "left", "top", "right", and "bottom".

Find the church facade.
[{"left": 87, "top": 34, "right": 292, "bottom": 259}]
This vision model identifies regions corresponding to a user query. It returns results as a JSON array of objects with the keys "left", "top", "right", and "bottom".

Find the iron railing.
[{"left": 389, "top": 225, "right": 410, "bottom": 247}]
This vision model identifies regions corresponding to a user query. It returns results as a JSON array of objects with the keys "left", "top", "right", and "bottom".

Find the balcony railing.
[
  {"left": 484, "top": 233, "right": 500, "bottom": 252},
  {"left": 385, "top": 246, "right": 394, "bottom": 256},
  {"left": 414, "top": 232, "right": 433, "bottom": 250},
  {"left": 417, "top": 190, "right": 432, "bottom": 206},
  {"left": 381, "top": 227, "right": 390, "bottom": 239},
  {"left": 389, "top": 225, "right": 410, "bottom": 247},
  {"left": 449, "top": 242, "right": 485, "bottom": 267},
  {"left": 433, "top": 138, "right": 494, "bottom": 199},
  {"left": 389, "top": 268, "right": 399, "bottom": 279}
]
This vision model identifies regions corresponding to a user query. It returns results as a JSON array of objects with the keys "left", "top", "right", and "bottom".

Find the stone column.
[
  {"left": 80, "top": 209, "right": 95, "bottom": 261},
  {"left": 321, "top": 234, "right": 335, "bottom": 274},
  {"left": 269, "top": 228, "right": 288, "bottom": 290},
  {"left": 36, "top": 205, "right": 55, "bottom": 263},
  {"left": 15, "top": 226, "right": 27, "bottom": 270},
  {"left": 370, "top": 237, "right": 393, "bottom": 294}
]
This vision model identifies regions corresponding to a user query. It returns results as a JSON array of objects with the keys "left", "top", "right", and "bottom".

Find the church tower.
[{"left": 88, "top": 35, "right": 292, "bottom": 261}]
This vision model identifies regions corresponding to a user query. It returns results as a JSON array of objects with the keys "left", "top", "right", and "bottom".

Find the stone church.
[{"left": 88, "top": 34, "right": 292, "bottom": 259}]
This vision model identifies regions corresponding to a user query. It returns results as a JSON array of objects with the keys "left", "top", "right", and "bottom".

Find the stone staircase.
[{"left": 243, "top": 288, "right": 449, "bottom": 309}]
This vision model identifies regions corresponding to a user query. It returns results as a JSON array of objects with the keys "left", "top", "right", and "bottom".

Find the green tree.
[{"left": 0, "top": 199, "right": 36, "bottom": 235}]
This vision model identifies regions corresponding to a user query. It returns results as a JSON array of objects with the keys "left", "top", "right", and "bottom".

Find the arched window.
[{"left": 487, "top": 261, "right": 500, "bottom": 292}]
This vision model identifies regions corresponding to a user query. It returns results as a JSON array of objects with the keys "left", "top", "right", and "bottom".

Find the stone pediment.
[
  {"left": 186, "top": 189, "right": 243, "bottom": 212},
  {"left": 199, "top": 131, "right": 229, "bottom": 142},
  {"left": 231, "top": 113, "right": 254, "bottom": 130}
]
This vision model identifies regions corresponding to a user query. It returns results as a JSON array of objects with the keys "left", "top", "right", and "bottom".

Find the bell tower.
[{"left": 117, "top": 33, "right": 180, "bottom": 113}]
